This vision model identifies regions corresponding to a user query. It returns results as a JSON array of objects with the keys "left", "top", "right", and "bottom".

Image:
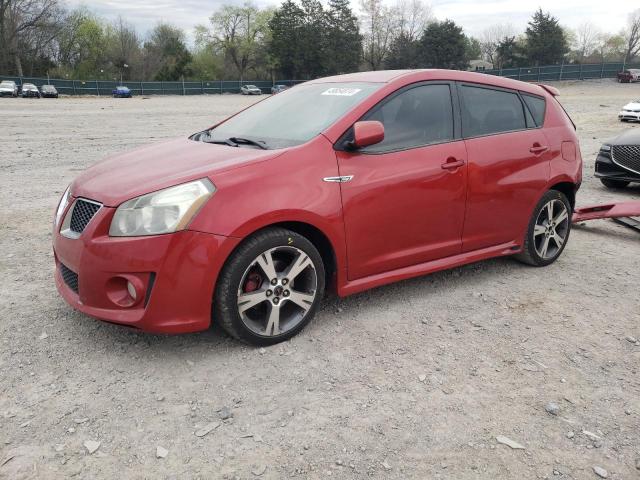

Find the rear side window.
[
  {"left": 362, "top": 84, "right": 454, "bottom": 152},
  {"left": 522, "top": 94, "right": 546, "bottom": 127},
  {"left": 460, "top": 85, "right": 526, "bottom": 137}
]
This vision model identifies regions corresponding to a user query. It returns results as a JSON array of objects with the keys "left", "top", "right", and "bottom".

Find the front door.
[{"left": 335, "top": 83, "right": 468, "bottom": 280}]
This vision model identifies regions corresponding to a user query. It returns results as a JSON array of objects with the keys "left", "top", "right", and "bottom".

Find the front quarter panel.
[{"left": 188, "top": 135, "right": 347, "bottom": 272}]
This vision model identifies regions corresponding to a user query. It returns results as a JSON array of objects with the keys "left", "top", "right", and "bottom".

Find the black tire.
[
  {"left": 214, "top": 227, "right": 325, "bottom": 346},
  {"left": 600, "top": 178, "right": 630, "bottom": 189},
  {"left": 515, "top": 190, "right": 572, "bottom": 267}
]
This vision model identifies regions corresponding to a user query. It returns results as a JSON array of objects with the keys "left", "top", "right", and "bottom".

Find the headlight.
[
  {"left": 55, "top": 185, "right": 71, "bottom": 227},
  {"left": 109, "top": 179, "right": 215, "bottom": 237},
  {"left": 599, "top": 144, "right": 611, "bottom": 152}
]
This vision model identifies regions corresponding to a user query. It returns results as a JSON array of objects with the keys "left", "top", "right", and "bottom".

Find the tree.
[
  {"left": 197, "top": 3, "right": 271, "bottom": 82},
  {"left": 623, "top": 9, "right": 640, "bottom": 63},
  {"left": 0, "top": 0, "right": 64, "bottom": 75},
  {"left": 385, "top": 32, "right": 418, "bottom": 68},
  {"left": 144, "top": 24, "right": 192, "bottom": 81},
  {"left": 105, "top": 16, "right": 141, "bottom": 80},
  {"left": 394, "top": 0, "right": 432, "bottom": 41},
  {"left": 360, "top": 0, "right": 396, "bottom": 70},
  {"left": 480, "top": 23, "right": 515, "bottom": 66},
  {"left": 268, "top": 0, "right": 305, "bottom": 78},
  {"left": 419, "top": 20, "right": 467, "bottom": 70},
  {"left": 594, "top": 33, "right": 626, "bottom": 62},
  {"left": 325, "top": 0, "right": 361, "bottom": 74},
  {"left": 573, "top": 22, "right": 600, "bottom": 61},
  {"left": 465, "top": 36, "right": 482, "bottom": 62},
  {"left": 524, "top": 9, "right": 568, "bottom": 65},
  {"left": 496, "top": 36, "right": 527, "bottom": 69}
]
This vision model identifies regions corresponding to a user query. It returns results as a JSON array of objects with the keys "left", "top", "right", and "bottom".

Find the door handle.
[
  {"left": 529, "top": 145, "right": 549, "bottom": 155},
  {"left": 441, "top": 158, "right": 465, "bottom": 170}
]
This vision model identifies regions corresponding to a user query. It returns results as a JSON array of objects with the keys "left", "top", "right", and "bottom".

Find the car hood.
[
  {"left": 610, "top": 128, "right": 640, "bottom": 146},
  {"left": 622, "top": 102, "right": 640, "bottom": 110},
  {"left": 0, "top": 86, "right": 13, "bottom": 91},
  {"left": 71, "top": 137, "right": 284, "bottom": 207}
]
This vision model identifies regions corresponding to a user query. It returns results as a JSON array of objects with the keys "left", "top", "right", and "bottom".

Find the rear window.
[
  {"left": 460, "top": 85, "right": 526, "bottom": 137},
  {"left": 522, "top": 94, "right": 546, "bottom": 127}
]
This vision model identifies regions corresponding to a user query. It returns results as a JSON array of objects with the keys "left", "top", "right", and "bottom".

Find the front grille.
[
  {"left": 69, "top": 199, "right": 101, "bottom": 234},
  {"left": 612, "top": 145, "right": 640, "bottom": 174},
  {"left": 60, "top": 263, "right": 79, "bottom": 293}
]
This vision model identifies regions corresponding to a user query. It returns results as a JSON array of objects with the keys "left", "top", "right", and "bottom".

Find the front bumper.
[
  {"left": 619, "top": 110, "right": 640, "bottom": 121},
  {"left": 53, "top": 201, "right": 240, "bottom": 334},
  {"left": 595, "top": 152, "right": 640, "bottom": 183}
]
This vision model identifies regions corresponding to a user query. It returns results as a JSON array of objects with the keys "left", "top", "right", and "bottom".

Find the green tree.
[
  {"left": 385, "top": 32, "right": 419, "bottom": 68},
  {"left": 268, "top": 0, "right": 305, "bottom": 78},
  {"left": 144, "top": 24, "right": 192, "bottom": 81},
  {"left": 496, "top": 36, "right": 528, "bottom": 69},
  {"left": 464, "top": 37, "right": 482, "bottom": 62},
  {"left": 324, "top": 0, "right": 361, "bottom": 74},
  {"left": 197, "top": 3, "right": 272, "bottom": 82},
  {"left": 419, "top": 20, "right": 467, "bottom": 69},
  {"left": 525, "top": 9, "right": 568, "bottom": 65}
]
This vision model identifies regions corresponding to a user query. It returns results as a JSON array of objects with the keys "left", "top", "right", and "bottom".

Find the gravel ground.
[{"left": 1, "top": 80, "right": 639, "bottom": 480}]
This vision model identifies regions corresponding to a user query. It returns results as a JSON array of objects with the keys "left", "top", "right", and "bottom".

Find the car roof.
[{"left": 308, "top": 69, "right": 548, "bottom": 96}]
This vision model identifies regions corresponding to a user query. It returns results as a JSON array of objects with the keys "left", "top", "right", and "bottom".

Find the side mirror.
[{"left": 351, "top": 121, "right": 384, "bottom": 149}]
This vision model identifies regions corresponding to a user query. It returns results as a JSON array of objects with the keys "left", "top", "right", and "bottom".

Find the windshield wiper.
[{"left": 228, "top": 137, "right": 268, "bottom": 150}]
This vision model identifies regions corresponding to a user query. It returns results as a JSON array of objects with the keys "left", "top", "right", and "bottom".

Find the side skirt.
[{"left": 338, "top": 241, "right": 520, "bottom": 297}]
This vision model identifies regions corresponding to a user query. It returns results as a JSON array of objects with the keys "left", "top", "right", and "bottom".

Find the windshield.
[
  {"left": 207, "top": 82, "right": 382, "bottom": 149},
  {"left": 0, "top": 81, "right": 14, "bottom": 87}
]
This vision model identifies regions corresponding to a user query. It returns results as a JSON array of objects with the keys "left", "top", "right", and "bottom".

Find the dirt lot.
[{"left": 1, "top": 80, "right": 639, "bottom": 480}]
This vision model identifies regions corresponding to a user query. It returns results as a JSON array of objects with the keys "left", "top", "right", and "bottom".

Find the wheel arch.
[
  {"left": 548, "top": 181, "right": 577, "bottom": 210},
  {"left": 221, "top": 219, "right": 342, "bottom": 293}
]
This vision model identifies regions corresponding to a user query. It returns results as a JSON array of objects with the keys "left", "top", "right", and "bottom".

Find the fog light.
[{"left": 127, "top": 281, "right": 137, "bottom": 301}]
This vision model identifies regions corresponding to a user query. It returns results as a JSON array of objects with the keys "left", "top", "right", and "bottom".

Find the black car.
[
  {"left": 21, "top": 83, "right": 41, "bottom": 98},
  {"left": 596, "top": 130, "right": 640, "bottom": 189},
  {"left": 41, "top": 84, "right": 59, "bottom": 98}
]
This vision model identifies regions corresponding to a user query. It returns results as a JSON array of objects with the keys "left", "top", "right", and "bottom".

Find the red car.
[{"left": 53, "top": 70, "right": 582, "bottom": 345}]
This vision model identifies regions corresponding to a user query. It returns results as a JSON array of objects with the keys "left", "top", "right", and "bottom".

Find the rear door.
[
  {"left": 459, "top": 83, "right": 550, "bottom": 252},
  {"left": 335, "top": 82, "right": 468, "bottom": 280}
]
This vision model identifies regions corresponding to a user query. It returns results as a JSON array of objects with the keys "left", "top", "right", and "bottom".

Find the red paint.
[
  {"left": 572, "top": 201, "right": 640, "bottom": 223},
  {"left": 352, "top": 121, "right": 384, "bottom": 148},
  {"left": 53, "top": 69, "right": 582, "bottom": 334}
]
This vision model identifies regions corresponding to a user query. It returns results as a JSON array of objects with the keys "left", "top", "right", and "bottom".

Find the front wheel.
[
  {"left": 515, "top": 190, "right": 572, "bottom": 267},
  {"left": 600, "top": 178, "right": 629, "bottom": 189},
  {"left": 214, "top": 228, "right": 325, "bottom": 345}
]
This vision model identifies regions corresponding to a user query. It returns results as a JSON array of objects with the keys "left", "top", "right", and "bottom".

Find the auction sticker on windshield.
[{"left": 321, "top": 87, "right": 362, "bottom": 96}]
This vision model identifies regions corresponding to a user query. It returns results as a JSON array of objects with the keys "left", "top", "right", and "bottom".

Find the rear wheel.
[
  {"left": 600, "top": 178, "right": 630, "bottom": 189},
  {"left": 214, "top": 228, "right": 325, "bottom": 345},
  {"left": 516, "top": 190, "right": 572, "bottom": 267}
]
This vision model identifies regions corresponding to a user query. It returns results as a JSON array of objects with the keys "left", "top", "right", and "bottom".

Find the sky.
[{"left": 67, "top": 0, "right": 638, "bottom": 40}]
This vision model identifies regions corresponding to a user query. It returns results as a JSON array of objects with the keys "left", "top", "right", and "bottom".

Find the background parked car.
[
  {"left": 112, "top": 85, "right": 132, "bottom": 98},
  {"left": 617, "top": 69, "right": 640, "bottom": 83},
  {"left": 21, "top": 83, "right": 41, "bottom": 98},
  {"left": 271, "top": 84, "right": 289, "bottom": 94},
  {"left": 596, "top": 130, "right": 640, "bottom": 189},
  {"left": 0, "top": 80, "right": 18, "bottom": 97},
  {"left": 41, "top": 84, "right": 59, "bottom": 98},
  {"left": 618, "top": 99, "right": 640, "bottom": 122},
  {"left": 241, "top": 85, "right": 262, "bottom": 95}
]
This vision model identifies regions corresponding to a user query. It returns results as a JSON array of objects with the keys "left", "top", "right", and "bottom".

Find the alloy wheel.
[
  {"left": 533, "top": 199, "right": 569, "bottom": 260},
  {"left": 236, "top": 246, "right": 318, "bottom": 337}
]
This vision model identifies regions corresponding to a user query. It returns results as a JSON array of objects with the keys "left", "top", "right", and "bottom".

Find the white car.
[
  {"left": 619, "top": 99, "right": 640, "bottom": 122},
  {"left": 240, "top": 85, "right": 262, "bottom": 95},
  {"left": 0, "top": 80, "right": 18, "bottom": 97}
]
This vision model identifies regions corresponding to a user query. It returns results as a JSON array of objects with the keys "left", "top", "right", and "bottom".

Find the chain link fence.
[
  {"left": 0, "top": 77, "right": 306, "bottom": 96},
  {"left": 2, "top": 62, "right": 639, "bottom": 96},
  {"left": 482, "top": 62, "right": 640, "bottom": 82}
]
